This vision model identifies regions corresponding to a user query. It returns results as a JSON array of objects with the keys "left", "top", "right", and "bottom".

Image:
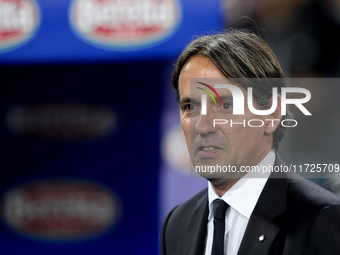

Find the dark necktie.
[{"left": 212, "top": 199, "right": 229, "bottom": 255}]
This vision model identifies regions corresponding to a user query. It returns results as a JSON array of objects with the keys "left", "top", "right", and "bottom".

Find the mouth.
[{"left": 197, "top": 145, "right": 222, "bottom": 159}]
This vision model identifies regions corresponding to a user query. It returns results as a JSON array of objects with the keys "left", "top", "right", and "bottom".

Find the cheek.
[
  {"left": 238, "top": 126, "right": 265, "bottom": 152},
  {"left": 219, "top": 124, "right": 263, "bottom": 149},
  {"left": 241, "top": 112, "right": 267, "bottom": 138},
  {"left": 181, "top": 119, "right": 191, "bottom": 141},
  {"left": 181, "top": 119, "right": 195, "bottom": 155}
]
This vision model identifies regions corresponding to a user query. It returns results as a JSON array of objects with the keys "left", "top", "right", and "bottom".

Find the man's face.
[{"left": 178, "top": 55, "right": 275, "bottom": 181}]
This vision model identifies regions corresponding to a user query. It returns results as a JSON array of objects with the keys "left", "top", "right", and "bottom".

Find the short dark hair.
[{"left": 171, "top": 29, "right": 291, "bottom": 151}]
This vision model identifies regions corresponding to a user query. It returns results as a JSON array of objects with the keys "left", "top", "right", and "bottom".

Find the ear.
[{"left": 264, "top": 94, "right": 282, "bottom": 135}]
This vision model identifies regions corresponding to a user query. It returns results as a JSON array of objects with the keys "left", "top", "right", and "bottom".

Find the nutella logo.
[
  {"left": 0, "top": 0, "right": 40, "bottom": 52},
  {"left": 69, "top": 0, "right": 181, "bottom": 50}
]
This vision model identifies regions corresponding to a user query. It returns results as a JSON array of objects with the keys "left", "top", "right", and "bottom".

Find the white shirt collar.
[{"left": 208, "top": 150, "right": 275, "bottom": 219}]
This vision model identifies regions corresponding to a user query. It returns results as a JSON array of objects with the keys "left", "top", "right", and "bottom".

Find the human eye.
[
  {"left": 222, "top": 102, "right": 232, "bottom": 110},
  {"left": 216, "top": 101, "right": 233, "bottom": 115},
  {"left": 179, "top": 98, "right": 201, "bottom": 117},
  {"left": 180, "top": 101, "right": 200, "bottom": 117},
  {"left": 184, "top": 104, "right": 195, "bottom": 111}
]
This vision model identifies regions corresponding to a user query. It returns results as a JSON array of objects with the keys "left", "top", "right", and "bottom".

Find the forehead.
[
  {"left": 179, "top": 55, "right": 225, "bottom": 80},
  {"left": 178, "top": 55, "right": 241, "bottom": 98},
  {"left": 178, "top": 56, "right": 225, "bottom": 99}
]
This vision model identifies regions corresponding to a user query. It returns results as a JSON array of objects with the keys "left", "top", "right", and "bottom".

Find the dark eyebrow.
[
  {"left": 178, "top": 95, "right": 233, "bottom": 106},
  {"left": 178, "top": 97, "right": 200, "bottom": 106},
  {"left": 179, "top": 97, "right": 190, "bottom": 105},
  {"left": 219, "top": 95, "right": 233, "bottom": 101}
]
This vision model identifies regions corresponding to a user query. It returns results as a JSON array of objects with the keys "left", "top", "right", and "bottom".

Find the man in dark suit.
[{"left": 161, "top": 30, "right": 340, "bottom": 255}]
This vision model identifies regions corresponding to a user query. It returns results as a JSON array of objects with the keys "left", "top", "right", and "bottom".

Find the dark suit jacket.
[{"left": 161, "top": 156, "right": 340, "bottom": 255}]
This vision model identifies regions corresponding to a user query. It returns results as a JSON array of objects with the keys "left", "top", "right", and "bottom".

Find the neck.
[
  {"left": 209, "top": 147, "right": 274, "bottom": 197},
  {"left": 209, "top": 174, "right": 245, "bottom": 197}
]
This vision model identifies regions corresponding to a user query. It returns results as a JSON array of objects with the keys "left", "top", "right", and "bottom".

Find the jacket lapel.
[
  {"left": 185, "top": 193, "right": 209, "bottom": 255},
  {"left": 236, "top": 206, "right": 281, "bottom": 255},
  {"left": 237, "top": 155, "right": 290, "bottom": 255}
]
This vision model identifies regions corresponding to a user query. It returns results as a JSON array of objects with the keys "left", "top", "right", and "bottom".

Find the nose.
[{"left": 195, "top": 112, "right": 217, "bottom": 137}]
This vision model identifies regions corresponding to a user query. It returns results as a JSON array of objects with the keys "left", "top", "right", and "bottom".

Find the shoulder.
[
  {"left": 164, "top": 188, "right": 207, "bottom": 222},
  {"left": 274, "top": 155, "right": 340, "bottom": 212},
  {"left": 288, "top": 177, "right": 340, "bottom": 254},
  {"left": 260, "top": 167, "right": 340, "bottom": 254},
  {"left": 161, "top": 188, "right": 208, "bottom": 255},
  {"left": 262, "top": 156, "right": 340, "bottom": 236},
  {"left": 287, "top": 175, "right": 340, "bottom": 214}
]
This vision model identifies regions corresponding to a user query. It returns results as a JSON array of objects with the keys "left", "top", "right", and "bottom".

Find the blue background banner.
[
  {"left": 0, "top": 0, "right": 223, "bottom": 64},
  {"left": 0, "top": 0, "right": 224, "bottom": 254}
]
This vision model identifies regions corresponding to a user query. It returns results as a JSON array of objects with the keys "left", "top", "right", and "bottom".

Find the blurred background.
[{"left": 0, "top": 0, "right": 339, "bottom": 254}]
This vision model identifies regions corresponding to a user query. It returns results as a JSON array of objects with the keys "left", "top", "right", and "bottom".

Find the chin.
[
  {"left": 206, "top": 172, "right": 245, "bottom": 187},
  {"left": 207, "top": 176, "right": 237, "bottom": 188}
]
